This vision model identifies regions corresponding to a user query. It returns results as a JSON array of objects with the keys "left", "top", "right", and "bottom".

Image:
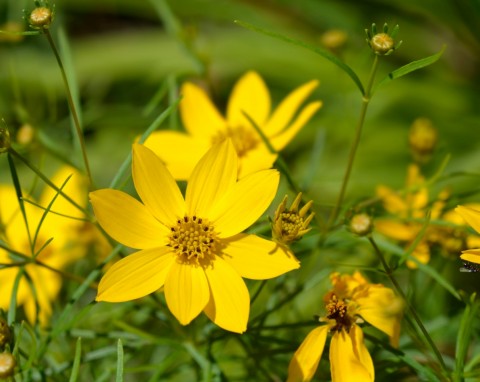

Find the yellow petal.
[
  {"left": 209, "top": 169, "right": 279, "bottom": 238},
  {"left": 407, "top": 242, "right": 430, "bottom": 269},
  {"left": 222, "top": 234, "right": 299, "bottom": 279},
  {"left": 330, "top": 329, "right": 373, "bottom": 382},
  {"left": 180, "top": 82, "right": 227, "bottom": 137},
  {"left": 460, "top": 249, "right": 480, "bottom": 264},
  {"left": 238, "top": 145, "right": 278, "bottom": 178},
  {"left": 456, "top": 205, "right": 480, "bottom": 234},
  {"left": 203, "top": 256, "right": 249, "bottom": 333},
  {"left": 270, "top": 101, "right": 322, "bottom": 151},
  {"left": 143, "top": 130, "right": 211, "bottom": 180},
  {"left": 376, "top": 185, "right": 407, "bottom": 215},
  {"left": 264, "top": 79, "right": 319, "bottom": 136},
  {"left": 287, "top": 325, "right": 329, "bottom": 382},
  {"left": 356, "top": 286, "right": 403, "bottom": 347},
  {"left": 132, "top": 143, "right": 186, "bottom": 225},
  {"left": 164, "top": 261, "right": 210, "bottom": 325},
  {"left": 349, "top": 326, "right": 374, "bottom": 380},
  {"left": 375, "top": 219, "right": 417, "bottom": 241},
  {"left": 90, "top": 189, "right": 169, "bottom": 249},
  {"left": 227, "top": 71, "right": 271, "bottom": 128},
  {"left": 185, "top": 140, "right": 237, "bottom": 218},
  {"left": 96, "top": 247, "right": 175, "bottom": 302}
]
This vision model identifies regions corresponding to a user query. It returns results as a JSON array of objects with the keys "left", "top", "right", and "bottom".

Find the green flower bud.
[
  {"left": 0, "top": 353, "right": 15, "bottom": 378},
  {"left": 0, "top": 127, "right": 10, "bottom": 153},
  {"left": 29, "top": 7, "right": 53, "bottom": 29},
  {"left": 366, "top": 23, "right": 402, "bottom": 56},
  {"left": 348, "top": 213, "right": 373, "bottom": 236}
]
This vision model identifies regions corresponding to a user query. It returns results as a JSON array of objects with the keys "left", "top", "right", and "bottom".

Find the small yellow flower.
[
  {"left": 0, "top": 166, "right": 88, "bottom": 325},
  {"left": 144, "top": 71, "right": 322, "bottom": 179},
  {"left": 288, "top": 272, "right": 403, "bottom": 382},
  {"left": 272, "top": 193, "right": 314, "bottom": 244},
  {"left": 375, "top": 164, "right": 447, "bottom": 268},
  {"left": 91, "top": 141, "right": 300, "bottom": 333},
  {"left": 454, "top": 205, "right": 480, "bottom": 268}
]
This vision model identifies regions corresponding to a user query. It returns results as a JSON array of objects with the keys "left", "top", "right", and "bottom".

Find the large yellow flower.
[
  {"left": 288, "top": 272, "right": 403, "bottom": 382},
  {"left": 91, "top": 141, "right": 300, "bottom": 333},
  {"left": 144, "top": 71, "right": 322, "bottom": 179},
  {"left": 0, "top": 166, "right": 88, "bottom": 325},
  {"left": 454, "top": 205, "right": 480, "bottom": 267}
]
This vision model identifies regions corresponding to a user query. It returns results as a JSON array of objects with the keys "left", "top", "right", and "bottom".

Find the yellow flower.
[
  {"left": 91, "top": 141, "right": 300, "bottom": 333},
  {"left": 375, "top": 164, "right": 447, "bottom": 268},
  {"left": 454, "top": 205, "right": 480, "bottom": 267},
  {"left": 288, "top": 272, "right": 403, "bottom": 382},
  {"left": 0, "top": 166, "right": 88, "bottom": 325},
  {"left": 144, "top": 71, "right": 322, "bottom": 179}
]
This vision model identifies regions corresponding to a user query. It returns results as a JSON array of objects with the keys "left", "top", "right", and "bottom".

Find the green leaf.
[
  {"left": 116, "top": 339, "right": 124, "bottom": 382},
  {"left": 69, "top": 338, "right": 82, "bottom": 382},
  {"left": 235, "top": 20, "right": 365, "bottom": 95},
  {"left": 375, "top": 45, "right": 446, "bottom": 91}
]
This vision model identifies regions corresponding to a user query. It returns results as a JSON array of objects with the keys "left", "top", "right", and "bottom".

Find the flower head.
[
  {"left": 366, "top": 23, "right": 401, "bottom": 56},
  {"left": 0, "top": 166, "right": 88, "bottom": 325},
  {"left": 144, "top": 71, "right": 322, "bottom": 179},
  {"left": 288, "top": 272, "right": 403, "bottom": 382},
  {"left": 90, "top": 141, "right": 300, "bottom": 333},
  {"left": 272, "top": 193, "right": 314, "bottom": 245}
]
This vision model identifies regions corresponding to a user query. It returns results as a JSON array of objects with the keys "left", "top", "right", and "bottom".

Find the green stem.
[
  {"left": 327, "top": 55, "right": 380, "bottom": 229},
  {"left": 8, "top": 148, "right": 89, "bottom": 216},
  {"left": 43, "top": 29, "right": 93, "bottom": 188},
  {"left": 368, "top": 236, "right": 448, "bottom": 376}
]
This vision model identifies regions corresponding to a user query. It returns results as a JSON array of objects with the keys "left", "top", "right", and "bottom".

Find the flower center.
[
  {"left": 168, "top": 216, "right": 218, "bottom": 265},
  {"left": 326, "top": 294, "right": 354, "bottom": 332},
  {"left": 279, "top": 212, "right": 304, "bottom": 239},
  {"left": 211, "top": 126, "right": 258, "bottom": 157}
]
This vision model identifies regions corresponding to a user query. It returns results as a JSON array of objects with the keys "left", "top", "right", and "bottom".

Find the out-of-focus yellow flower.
[
  {"left": 375, "top": 164, "right": 448, "bottom": 268},
  {"left": 408, "top": 118, "right": 438, "bottom": 163},
  {"left": 144, "top": 71, "right": 322, "bottom": 179},
  {"left": 91, "top": 141, "right": 300, "bottom": 333},
  {"left": 272, "top": 193, "right": 314, "bottom": 245},
  {"left": 0, "top": 166, "right": 88, "bottom": 325},
  {"left": 454, "top": 205, "right": 480, "bottom": 268},
  {"left": 288, "top": 272, "right": 403, "bottom": 382}
]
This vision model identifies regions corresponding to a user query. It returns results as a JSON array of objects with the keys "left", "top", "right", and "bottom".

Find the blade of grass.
[
  {"left": 69, "top": 338, "right": 82, "bottom": 382},
  {"left": 116, "top": 339, "right": 124, "bottom": 382}
]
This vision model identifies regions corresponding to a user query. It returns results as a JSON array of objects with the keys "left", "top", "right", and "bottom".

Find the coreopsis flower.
[
  {"left": 454, "top": 205, "right": 480, "bottom": 268},
  {"left": 0, "top": 166, "right": 88, "bottom": 325},
  {"left": 91, "top": 141, "right": 300, "bottom": 333},
  {"left": 375, "top": 164, "right": 448, "bottom": 268},
  {"left": 272, "top": 193, "right": 314, "bottom": 245},
  {"left": 288, "top": 272, "right": 403, "bottom": 382},
  {"left": 144, "top": 71, "right": 322, "bottom": 179}
]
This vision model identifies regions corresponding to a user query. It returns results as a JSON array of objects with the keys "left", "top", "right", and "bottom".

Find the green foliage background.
[{"left": 0, "top": 0, "right": 479, "bottom": 381}]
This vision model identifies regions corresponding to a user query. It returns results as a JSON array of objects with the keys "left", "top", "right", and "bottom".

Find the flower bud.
[
  {"left": 320, "top": 29, "right": 348, "bottom": 51},
  {"left": 348, "top": 213, "right": 373, "bottom": 236},
  {"left": 272, "top": 193, "right": 315, "bottom": 245},
  {"left": 408, "top": 118, "right": 438, "bottom": 163},
  {"left": 366, "top": 23, "right": 401, "bottom": 56},
  {"left": 29, "top": 7, "right": 53, "bottom": 29},
  {"left": 16, "top": 124, "right": 35, "bottom": 145},
  {"left": 0, "top": 127, "right": 10, "bottom": 153},
  {"left": 0, "top": 353, "right": 15, "bottom": 378},
  {"left": 0, "top": 318, "right": 11, "bottom": 350}
]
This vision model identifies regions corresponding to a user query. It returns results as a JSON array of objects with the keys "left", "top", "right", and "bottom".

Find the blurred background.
[{"left": 0, "top": 0, "right": 479, "bottom": 380}]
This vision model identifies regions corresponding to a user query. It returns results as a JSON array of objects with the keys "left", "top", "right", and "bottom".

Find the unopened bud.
[
  {"left": 0, "top": 318, "right": 11, "bottom": 349},
  {"left": 0, "top": 127, "right": 10, "bottom": 153},
  {"left": 29, "top": 7, "right": 53, "bottom": 29},
  {"left": 371, "top": 33, "right": 394, "bottom": 54},
  {"left": 348, "top": 213, "right": 373, "bottom": 236},
  {"left": 0, "top": 353, "right": 15, "bottom": 378},
  {"left": 409, "top": 118, "right": 438, "bottom": 163},
  {"left": 366, "top": 23, "right": 401, "bottom": 56},
  {"left": 272, "top": 193, "right": 315, "bottom": 245},
  {"left": 16, "top": 124, "right": 35, "bottom": 145},
  {"left": 320, "top": 29, "right": 348, "bottom": 50}
]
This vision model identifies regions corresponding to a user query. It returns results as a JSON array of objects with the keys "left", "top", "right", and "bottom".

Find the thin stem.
[
  {"left": 368, "top": 236, "right": 448, "bottom": 375},
  {"left": 327, "top": 55, "right": 379, "bottom": 229},
  {"left": 43, "top": 29, "right": 93, "bottom": 188}
]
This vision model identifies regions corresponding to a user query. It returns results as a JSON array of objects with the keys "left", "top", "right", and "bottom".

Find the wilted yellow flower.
[
  {"left": 91, "top": 141, "right": 300, "bottom": 333},
  {"left": 0, "top": 166, "right": 88, "bottom": 325},
  {"left": 288, "top": 272, "right": 403, "bottom": 382},
  {"left": 375, "top": 164, "right": 448, "bottom": 268},
  {"left": 454, "top": 205, "right": 480, "bottom": 268},
  {"left": 272, "top": 193, "right": 314, "bottom": 245},
  {"left": 144, "top": 71, "right": 322, "bottom": 179}
]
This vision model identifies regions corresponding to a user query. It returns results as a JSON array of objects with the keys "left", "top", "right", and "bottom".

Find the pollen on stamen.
[{"left": 168, "top": 216, "right": 218, "bottom": 265}]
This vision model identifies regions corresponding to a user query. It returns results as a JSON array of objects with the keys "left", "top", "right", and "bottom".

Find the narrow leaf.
[
  {"left": 116, "top": 339, "right": 124, "bottom": 382},
  {"left": 235, "top": 20, "right": 365, "bottom": 95},
  {"left": 69, "top": 337, "right": 82, "bottom": 382}
]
